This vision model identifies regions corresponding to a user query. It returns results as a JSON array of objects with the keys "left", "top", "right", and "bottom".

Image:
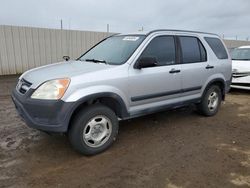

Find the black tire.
[
  {"left": 197, "top": 85, "right": 222, "bottom": 116},
  {"left": 68, "top": 104, "right": 119, "bottom": 155}
]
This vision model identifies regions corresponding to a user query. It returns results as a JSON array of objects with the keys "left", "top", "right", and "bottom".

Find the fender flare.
[
  {"left": 202, "top": 78, "right": 226, "bottom": 100},
  {"left": 66, "top": 92, "right": 129, "bottom": 125}
]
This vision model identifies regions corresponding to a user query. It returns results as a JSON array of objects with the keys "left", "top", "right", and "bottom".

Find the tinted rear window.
[
  {"left": 205, "top": 37, "right": 228, "bottom": 59},
  {"left": 179, "top": 36, "right": 207, "bottom": 63}
]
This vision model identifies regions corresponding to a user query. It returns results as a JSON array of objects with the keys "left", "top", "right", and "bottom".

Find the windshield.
[
  {"left": 231, "top": 48, "right": 250, "bottom": 61},
  {"left": 79, "top": 35, "right": 145, "bottom": 65}
]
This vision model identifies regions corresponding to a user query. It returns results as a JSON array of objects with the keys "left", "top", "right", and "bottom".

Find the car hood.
[
  {"left": 20, "top": 60, "right": 115, "bottom": 88},
  {"left": 232, "top": 60, "right": 250, "bottom": 72}
]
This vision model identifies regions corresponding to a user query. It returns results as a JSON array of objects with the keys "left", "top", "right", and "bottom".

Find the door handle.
[
  {"left": 206, "top": 65, "right": 214, "bottom": 69},
  {"left": 169, "top": 68, "right": 181, "bottom": 74}
]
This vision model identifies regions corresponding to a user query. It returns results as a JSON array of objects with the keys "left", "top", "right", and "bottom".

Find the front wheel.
[
  {"left": 68, "top": 104, "right": 119, "bottom": 155},
  {"left": 197, "top": 85, "right": 222, "bottom": 116}
]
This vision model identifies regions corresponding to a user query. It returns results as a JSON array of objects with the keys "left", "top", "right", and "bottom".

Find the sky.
[{"left": 0, "top": 0, "right": 250, "bottom": 40}]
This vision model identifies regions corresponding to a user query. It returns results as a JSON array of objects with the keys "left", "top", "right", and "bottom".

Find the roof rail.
[{"left": 146, "top": 29, "right": 219, "bottom": 36}]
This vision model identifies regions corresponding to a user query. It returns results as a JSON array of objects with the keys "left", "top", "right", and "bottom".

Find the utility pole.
[
  {"left": 138, "top": 26, "right": 144, "bottom": 32},
  {"left": 107, "top": 24, "right": 109, "bottom": 34},
  {"left": 60, "top": 19, "right": 63, "bottom": 30}
]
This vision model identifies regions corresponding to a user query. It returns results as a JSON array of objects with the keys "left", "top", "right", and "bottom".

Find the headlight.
[{"left": 31, "top": 78, "right": 70, "bottom": 100}]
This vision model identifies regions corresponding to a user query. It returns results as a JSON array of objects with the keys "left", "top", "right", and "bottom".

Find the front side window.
[
  {"left": 231, "top": 48, "right": 250, "bottom": 61},
  {"left": 205, "top": 37, "right": 228, "bottom": 59},
  {"left": 179, "top": 36, "right": 207, "bottom": 63},
  {"left": 79, "top": 35, "right": 145, "bottom": 65},
  {"left": 139, "top": 36, "right": 176, "bottom": 66}
]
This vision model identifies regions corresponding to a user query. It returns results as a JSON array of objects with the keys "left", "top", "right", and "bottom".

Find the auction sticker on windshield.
[{"left": 123, "top": 36, "right": 139, "bottom": 41}]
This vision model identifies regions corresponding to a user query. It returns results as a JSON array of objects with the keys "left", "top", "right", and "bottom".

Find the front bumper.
[
  {"left": 12, "top": 88, "right": 74, "bottom": 132},
  {"left": 231, "top": 76, "right": 250, "bottom": 90}
]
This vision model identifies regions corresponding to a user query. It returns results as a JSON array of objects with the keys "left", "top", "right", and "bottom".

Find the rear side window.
[
  {"left": 204, "top": 37, "right": 228, "bottom": 59},
  {"left": 179, "top": 36, "right": 207, "bottom": 63},
  {"left": 140, "top": 36, "right": 176, "bottom": 66}
]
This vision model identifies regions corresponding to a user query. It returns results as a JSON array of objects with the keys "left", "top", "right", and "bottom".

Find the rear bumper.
[{"left": 12, "top": 89, "right": 74, "bottom": 132}]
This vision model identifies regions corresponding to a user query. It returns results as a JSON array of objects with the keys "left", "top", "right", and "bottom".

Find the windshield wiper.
[{"left": 84, "top": 58, "right": 107, "bottom": 64}]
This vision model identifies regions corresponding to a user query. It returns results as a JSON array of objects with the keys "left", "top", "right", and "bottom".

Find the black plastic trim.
[
  {"left": 12, "top": 89, "right": 74, "bottom": 132},
  {"left": 12, "top": 90, "right": 130, "bottom": 132},
  {"left": 169, "top": 69, "right": 181, "bottom": 74},
  {"left": 128, "top": 98, "right": 201, "bottom": 119},
  {"left": 206, "top": 65, "right": 214, "bottom": 69},
  {"left": 182, "top": 86, "right": 202, "bottom": 93},
  {"left": 203, "top": 78, "right": 229, "bottom": 100},
  {"left": 175, "top": 36, "right": 182, "bottom": 64},
  {"left": 131, "top": 86, "right": 202, "bottom": 102},
  {"left": 71, "top": 92, "right": 129, "bottom": 118}
]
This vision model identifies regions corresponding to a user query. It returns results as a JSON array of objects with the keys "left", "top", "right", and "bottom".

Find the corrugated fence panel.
[
  {"left": 5, "top": 26, "right": 16, "bottom": 74},
  {"left": 1, "top": 25, "right": 250, "bottom": 76},
  {"left": 223, "top": 39, "right": 250, "bottom": 48},
  {"left": 44, "top": 28, "right": 52, "bottom": 64},
  {"left": 12, "top": 27, "right": 22, "bottom": 73},
  {"left": 0, "top": 25, "right": 112, "bottom": 75},
  {"left": 56, "top": 30, "right": 63, "bottom": 62},
  {"left": 50, "top": 29, "right": 57, "bottom": 63},
  {"left": 61, "top": 30, "right": 68, "bottom": 58},
  {"left": 38, "top": 28, "right": 46, "bottom": 68},
  {"left": 76, "top": 31, "right": 82, "bottom": 57},
  {"left": 26, "top": 27, "right": 36, "bottom": 69},
  {"left": 19, "top": 27, "right": 29, "bottom": 72},
  {"left": 70, "top": 30, "right": 77, "bottom": 59},
  {"left": 0, "top": 26, "right": 9, "bottom": 75},
  {"left": 32, "top": 28, "right": 41, "bottom": 68}
]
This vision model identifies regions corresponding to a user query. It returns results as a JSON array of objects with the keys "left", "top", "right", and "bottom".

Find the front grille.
[
  {"left": 232, "top": 72, "right": 250, "bottom": 78},
  {"left": 19, "top": 87, "right": 26, "bottom": 94},
  {"left": 17, "top": 78, "right": 32, "bottom": 94},
  {"left": 231, "top": 83, "right": 250, "bottom": 87},
  {"left": 22, "top": 79, "right": 32, "bottom": 87}
]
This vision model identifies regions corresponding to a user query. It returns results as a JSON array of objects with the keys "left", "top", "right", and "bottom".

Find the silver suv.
[{"left": 12, "top": 30, "right": 232, "bottom": 155}]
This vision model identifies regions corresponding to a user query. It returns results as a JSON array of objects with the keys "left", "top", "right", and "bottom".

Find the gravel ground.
[{"left": 0, "top": 75, "right": 249, "bottom": 188}]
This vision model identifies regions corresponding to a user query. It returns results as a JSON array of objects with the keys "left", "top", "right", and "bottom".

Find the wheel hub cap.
[
  {"left": 83, "top": 115, "right": 112, "bottom": 148},
  {"left": 208, "top": 91, "right": 219, "bottom": 111}
]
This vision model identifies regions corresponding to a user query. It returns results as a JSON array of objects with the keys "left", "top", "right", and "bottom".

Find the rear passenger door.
[{"left": 178, "top": 36, "right": 211, "bottom": 99}]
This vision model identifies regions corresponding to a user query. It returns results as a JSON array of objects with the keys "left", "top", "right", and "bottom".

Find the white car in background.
[{"left": 231, "top": 46, "right": 250, "bottom": 90}]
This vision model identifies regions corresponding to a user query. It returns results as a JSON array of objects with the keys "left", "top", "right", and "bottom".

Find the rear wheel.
[
  {"left": 68, "top": 104, "right": 119, "bottom": 155},
  {"left": 197, "top": 85, "right": 222, "bottom": 116}
]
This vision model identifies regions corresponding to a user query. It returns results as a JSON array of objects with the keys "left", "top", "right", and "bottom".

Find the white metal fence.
[
  {"left": 0, "top": 25, "right": 112, "bottom": 75},
  {"left": 223, "top": 39, "right": 250, "bottom": 48},
  {"left": 1, "top": 25, "right": 250, "bottom": 76}
]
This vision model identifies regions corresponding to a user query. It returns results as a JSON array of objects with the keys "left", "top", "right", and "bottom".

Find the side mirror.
[
  {"left": 63, "top": 56, "right": 70, "bottom": 61},
  {"left": 135, "top": 57, "right": 157, "bottom": 69}
]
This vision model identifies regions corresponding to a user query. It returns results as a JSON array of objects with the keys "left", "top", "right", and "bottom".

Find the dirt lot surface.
[{"left": 0, "top": 75, "right": 250, "bottom": 188}]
